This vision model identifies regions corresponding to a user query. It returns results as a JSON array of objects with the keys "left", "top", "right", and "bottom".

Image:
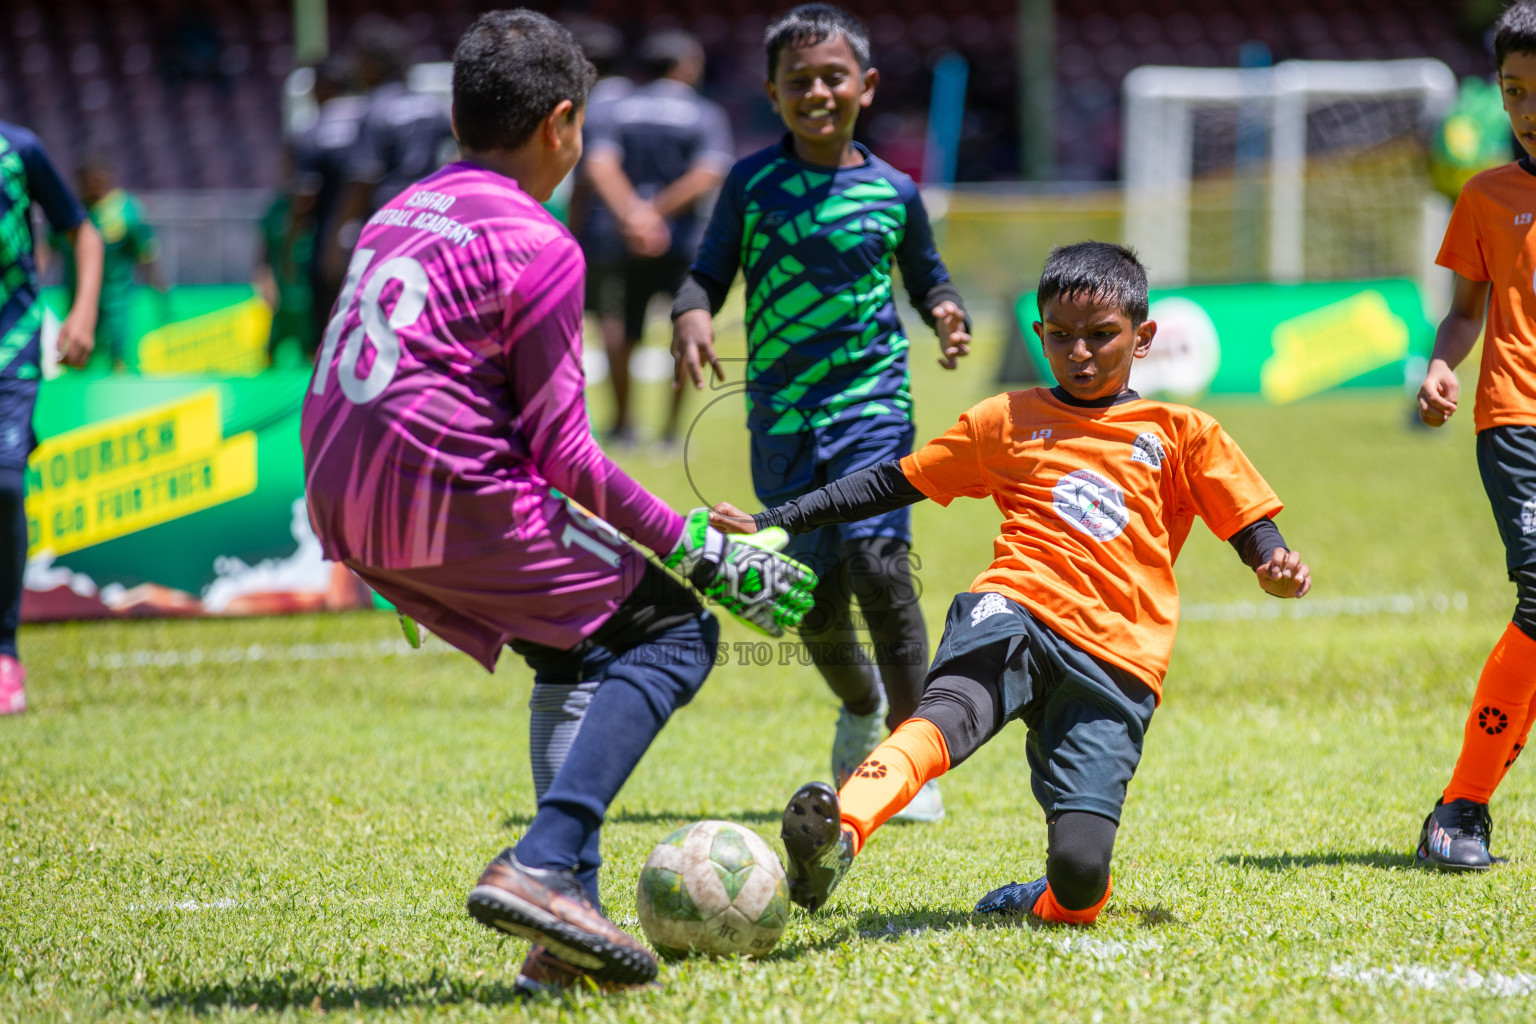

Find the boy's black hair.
[
  {"left": 452, "top": 10, "right": 597, "bottom": 153},
  {"left": 1496, "top": 1, "right": 1536, "bottom": 71},
  {"left": 765, "top": 4, "right": 871, "bottom": 79},
  {"left": 1036, "top": 242, "right": 1150, "bottom": 326}
]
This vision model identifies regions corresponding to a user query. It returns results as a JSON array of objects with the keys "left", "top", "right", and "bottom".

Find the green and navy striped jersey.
[
  {"left": 0, "top": 121, "right": 87, "bottom": 379},
  {"left": 691, "top": 137, "right": 952, "bottom": 435}
]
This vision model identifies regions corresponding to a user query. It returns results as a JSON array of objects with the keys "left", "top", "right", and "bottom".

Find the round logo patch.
[{"left": 1052, "top": 469, "right": 1130, "bottom": 542}]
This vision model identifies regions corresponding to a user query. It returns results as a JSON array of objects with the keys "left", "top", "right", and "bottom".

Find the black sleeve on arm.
[
  {"left": 671, "top": 271, "right": 728, "bottom": 318},
  {"left": 1227, "top": 516, "right": 1288, "bottom": 571},
  {"left": 913, "top": 280, "right": 972, "bottom": 332},
  {"left": 752, "top": 461, "right": 926, "bottom": 534}
]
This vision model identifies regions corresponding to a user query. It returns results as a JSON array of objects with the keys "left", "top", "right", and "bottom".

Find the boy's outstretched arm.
[
  {"left": 1418, "top": 272, "right": 1491, "bottom": 427},
  {"left": 710, "top": 461, "right": 927, "bottom": 535},
  {"left": 893, "top": 180, "right": 971, "bottom": 369},
  {"left": 1227, "top": 517, "right": 1311, "bottom": 599}
]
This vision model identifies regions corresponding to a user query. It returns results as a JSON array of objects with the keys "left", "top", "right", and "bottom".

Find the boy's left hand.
[
  {"left": 1256, "top": 547, "right": 1311, "bottom": 599},
  {"left": 933, "top": 301, "right": 970, "bottom": 370}
]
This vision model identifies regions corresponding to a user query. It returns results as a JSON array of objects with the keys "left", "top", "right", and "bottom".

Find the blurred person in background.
[
  {"left": 291, "top": 54, "right": 365, "bottom": 343},
  {"left": 0, "top": 120, "right": 102, "bottom": 713},
  {"left": 563, "top": 18, "right": 630, "bottom": 232},
  {"left": 581, "top": 30, "right": 734, "bottom": 449},
  {"left": 45, "top": 151, "right": 165, "bottom": 373},
  {"left": 324, "top": 15, "right": 456, "bottom": 287},
  {"left": 254, "top": 147, "right": 315, "bottom": 366}
]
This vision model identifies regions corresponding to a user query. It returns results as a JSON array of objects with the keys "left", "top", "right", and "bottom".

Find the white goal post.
[{"left": 1124, "top": 59, "right": 1457, "bottom": 286}]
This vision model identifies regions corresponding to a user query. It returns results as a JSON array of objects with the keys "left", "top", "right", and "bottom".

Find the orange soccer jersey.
[
  {"left": 900, "top": 389, "right": 1282, "bottom": 698},
  {"left": 1437, "top": 162, "right": 1536, "bottom": 432}
]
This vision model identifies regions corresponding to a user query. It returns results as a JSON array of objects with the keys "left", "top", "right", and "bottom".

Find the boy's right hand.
[
  {"left": 1417, "top": 359, "right": 1459, "bottom": 427},
  {"left": 672, "top": 309, "right": 725, "bottom": 390},
  {"left": 57, "top": 312, "right": 96, "bottom": 369}
]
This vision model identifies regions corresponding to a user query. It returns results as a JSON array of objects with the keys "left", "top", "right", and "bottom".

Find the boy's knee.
[
  {"left": 841, "top": 536, "right": 920, "bottom": 611},
  {"left": 1046, "top": 811, "right": 1117, "bottom": 911}
]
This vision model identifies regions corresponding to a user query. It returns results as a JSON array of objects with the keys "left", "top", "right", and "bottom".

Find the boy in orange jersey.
[
  {"left": 712, "top": 241, "right": 1311, "bottom": 922},
  {"left": 1414, "top": 0, "right": 1536, "bottom": 872}
]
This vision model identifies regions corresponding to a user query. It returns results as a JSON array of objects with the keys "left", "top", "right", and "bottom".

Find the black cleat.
[
  {"left": 780, "top": 781, "right": 855, "bottom": 912},
  {"left": 1416, "top": 798, "right": 1496, "bottom": 872},
  {"left": 466, "top": 849, "right": 658, "bottom": 985},
  {"left": 974, "top": 876, "right": 1050, "bottom": 917}
]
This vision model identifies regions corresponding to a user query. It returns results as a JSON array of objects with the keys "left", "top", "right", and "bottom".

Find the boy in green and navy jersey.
[
  {"left": 0, "top": 120, "right": 102, "bottom": 714},
  {"left": 672, "top": 4, "right": 971, "bottom": 819}
]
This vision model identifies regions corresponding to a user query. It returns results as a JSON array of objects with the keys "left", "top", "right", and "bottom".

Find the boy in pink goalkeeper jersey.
[{"left": 300, "top": 11, "right": 814, "bottom": 993}]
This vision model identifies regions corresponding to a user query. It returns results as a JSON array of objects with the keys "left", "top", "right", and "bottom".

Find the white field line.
[
  {"left": 85, "top": 638, "right": 448, "bottom": 671},
  {"left": 127, "top": 898, "right": 240, "bottom": 911},
  {"left": 1183, "top": 591, "right": 1468, "bottom": 623},
  {"left": 1328, "top": 963, "right": 1536, "bottom": 997},
  {"left": 1056, "top": 936, "right": 1163, "bottom": 960}
]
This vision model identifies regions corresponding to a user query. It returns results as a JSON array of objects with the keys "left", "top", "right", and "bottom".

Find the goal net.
[{"left": 1123, "top": 60, "right": 1457, "bottom": 286}]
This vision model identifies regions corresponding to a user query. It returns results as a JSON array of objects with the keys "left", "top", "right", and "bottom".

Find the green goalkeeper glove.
[
  {"left": 663, "top": 509, "right": 818, "bottom": 637},
  {"left": 398, "top": 611, "right": 423, "bottom": 649}
]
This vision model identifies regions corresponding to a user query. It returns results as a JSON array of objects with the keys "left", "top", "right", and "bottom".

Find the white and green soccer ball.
[{"left": 635, "top": 820, "right": 790, "bottom": 959}]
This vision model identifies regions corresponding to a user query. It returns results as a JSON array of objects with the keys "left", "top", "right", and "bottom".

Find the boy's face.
[
  {"left": 1501, "top": 51, "right": 1536, "bottom": 161},
  {"left": 553, "top": 103, "right": 585, "bottom": 183},
  {"left": 1034, "top": 293, "right": 1155, "bottom": 402},
  {"left": 78, "top": 168, "right": 111, "bottom": 206},
  {"left": 766, "top": 34, "right": 876, "bottom": 150}
]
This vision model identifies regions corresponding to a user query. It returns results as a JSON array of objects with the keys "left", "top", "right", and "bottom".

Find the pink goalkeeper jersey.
[{"left": 301, "top": 161, "right": 684, "bottom": 649}]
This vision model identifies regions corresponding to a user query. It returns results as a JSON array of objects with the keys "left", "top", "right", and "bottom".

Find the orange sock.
[
  {"left": 1444, "top": 623, "right": 1536, "bottom": 805},
  {"left": 1033, "top": 876, "right": 1113, "bottom": 925},
  {"left": 838, "top": 717, "right": 950, "bottom": 853},
  {"left": 1494, "top": 682, "right": 1536, "bottom": 789}
]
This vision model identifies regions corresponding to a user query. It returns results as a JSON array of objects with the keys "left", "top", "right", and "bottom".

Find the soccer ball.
[{"left": 635, "top": 820, "right": 790, "bottom": 959}]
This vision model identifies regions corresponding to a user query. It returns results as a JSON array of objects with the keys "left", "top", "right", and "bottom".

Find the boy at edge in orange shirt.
[
  {"left": 712, "top": 241, "right": 1312, "bottom": 922},
  {"left": 1414, "top": 0, "right": 1536, "bottom": 872}
]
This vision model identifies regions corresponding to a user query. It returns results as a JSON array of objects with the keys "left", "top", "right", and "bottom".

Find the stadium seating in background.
[{"left": 0, "top": 0, "right": 1490, "bottom": 191}]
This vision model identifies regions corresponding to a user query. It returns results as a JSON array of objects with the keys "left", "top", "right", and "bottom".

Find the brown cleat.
[
  {"left": 514, "top": 945, "right": 654, "bottom": 998},
  {"left": 466, "top": 848, "right": 657, "bottom": 986}
]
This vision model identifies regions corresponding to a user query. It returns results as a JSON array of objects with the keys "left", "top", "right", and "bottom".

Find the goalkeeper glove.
[
  {"left": 398, "top": 612, "right": 423, "bottom": 649},
  {"left": 664, "top": 508, "right": 818, "bottom": 637}
]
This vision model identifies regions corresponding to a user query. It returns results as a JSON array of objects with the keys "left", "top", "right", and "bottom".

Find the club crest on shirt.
[
  {"left": 1521, "top": 497, "right": 1536, "bottom": 536},
  {"left": 1131, "top": 432, "right": 1166, "bottom": 469},
  {"left": 1052, "top": 469, "right": 1130, "bottom": 542},
  {"left": 970, "top": 592, "right": 1012, "bottom": 626}
]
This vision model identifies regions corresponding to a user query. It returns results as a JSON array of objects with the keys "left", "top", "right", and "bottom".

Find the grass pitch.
[{"left": 5, "top": 339, "right": 1535, "bottom": 1022}]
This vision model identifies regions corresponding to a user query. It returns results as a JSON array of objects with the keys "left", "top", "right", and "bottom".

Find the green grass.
[{"left": 4, "top": 335, "right": 1534, "bottom": 1022}]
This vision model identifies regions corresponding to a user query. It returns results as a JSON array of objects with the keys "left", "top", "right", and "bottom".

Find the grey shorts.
[
  {"left": 924, "top": 591, "right": 1157, "bottom": 823},
  {"left": 1477, "top": 425, "right": 1536, "bottom": 574}
]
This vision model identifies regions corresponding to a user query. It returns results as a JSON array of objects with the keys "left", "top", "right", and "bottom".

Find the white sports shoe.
[
  {"left": 831, "top": 692, "right": 888, "bottom": 788},
  {"left": 889, "top": 779, "right": 945, "bottom": 823}
]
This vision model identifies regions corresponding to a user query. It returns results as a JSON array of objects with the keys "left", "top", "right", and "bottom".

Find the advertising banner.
[
  {"left": 22, "top": 372, "right": 373, "bottom": 621},
  {"left": 1011, "top": 278, "right": 1435, "bottom": 402},
  {"left": 41, "top": 285, "right": 272, "bottom": 376}
]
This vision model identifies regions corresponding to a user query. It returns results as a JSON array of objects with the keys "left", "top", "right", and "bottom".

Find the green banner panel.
[
  {"left": 22, "top": 371, "right": 375, "bottom": 621},
  {"left": 41, "top": 284, "right": 272, "bottom": 376},
  {"left": 1011, "top": 278, "right": 1435, "bottom": 401}
]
